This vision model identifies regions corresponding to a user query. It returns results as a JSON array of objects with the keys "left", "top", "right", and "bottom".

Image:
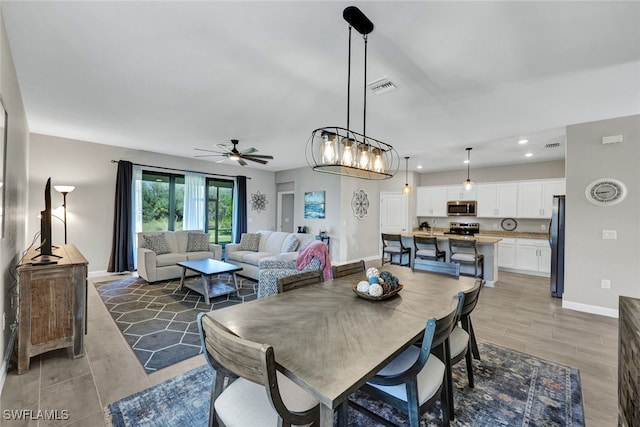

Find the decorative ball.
[
  {"left": 380, "top": 271, "right": 394, "bottom": 283},
  {"left": 366, "top": 267, "right": 380, "bottom": 279},
  {"left": 378, "top": 277, "right": 385, "bottom": 284},
  {"left": 380, "top": 282, "right": 392, "bottom": 294},
  {"left": 368, "top": 284, "right": 383, "bottom": 297},
  {"left": 368, "top": 276, "right": 379, "bottom": 285},
  {"left": 356, "top": 281, "right": 370, "bottom": 293}
]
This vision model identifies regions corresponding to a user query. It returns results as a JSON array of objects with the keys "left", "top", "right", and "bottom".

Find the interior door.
[
  {"left": 380, "top": 192, "right": 408, "bottom": 233},
  {"left": 277, "top": 191, "right": 295, "bottom": 232}
]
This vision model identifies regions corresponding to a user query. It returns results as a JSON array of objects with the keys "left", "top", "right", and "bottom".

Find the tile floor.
[{"left": 0, "top": 270, "right": 618, "bottom": 426}]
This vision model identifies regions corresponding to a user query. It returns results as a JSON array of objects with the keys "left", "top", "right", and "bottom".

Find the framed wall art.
[
  {"left": 352, "top": 189, "right": 369, "bottom": 220},
  {"left": 304, "top": 191, "right": 325, "bottom": 219}
]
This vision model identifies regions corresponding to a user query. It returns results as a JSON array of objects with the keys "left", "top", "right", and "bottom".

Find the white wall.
[
  {"left": 564, "top": 114, "right": 640, "bottom": 316},
  {"left": 1, "top": 8, "right": 30, "bottom": 391},
  {"left": 28, "top": 134, "right": 276, "bottom": 273},
  {"left": 419, "top": 160, "right": 565, "bottom": 185}
]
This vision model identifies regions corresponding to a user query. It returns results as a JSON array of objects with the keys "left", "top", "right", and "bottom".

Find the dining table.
[{"left": 205, "top": 264, "right": 477, "bottom": 427}]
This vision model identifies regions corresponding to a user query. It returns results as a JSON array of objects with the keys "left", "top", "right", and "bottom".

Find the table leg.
[
  {"left": 201, "top": 274, "right": 211, "bottom": 305},
  {"left": 231, "top": 273, "right": 240, "bottom": 297},
  {"left": 319, "top": 404, "right": 335, "bottom": 427},
  {"left": 179, "top": 267, "right": 187, "bottom": 291},
  {"left": 336, "top": 401, "right": 349, "bottom": 426}
]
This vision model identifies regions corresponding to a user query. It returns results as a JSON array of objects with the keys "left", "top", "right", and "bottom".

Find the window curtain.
[
  {"left": 132, "top": 165, "right": 142, "bottom": 268},
  {"left": 183, "top": 172, "right": 206, "bottom": 230},
  {"left": 108, "top": 160, "right": 135, "bottom": 272},
  {"left": 233, "top": 175, "right": 247, "bottom": 243}
]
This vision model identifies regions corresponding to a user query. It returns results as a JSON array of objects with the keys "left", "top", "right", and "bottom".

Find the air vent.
[
  {"left": 545, "top": 142, "right": 561, "bottom": 149},
  {"left": 368, "top": 78, "right": 397, "bottom": 95}
]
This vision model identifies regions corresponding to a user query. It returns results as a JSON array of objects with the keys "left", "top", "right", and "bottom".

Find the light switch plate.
[
  {"left": 601, "top": 279, "right": 611, "bottom": 289},
  {"left": 602, "top": 230, "right": 617, "bottom": 239}
]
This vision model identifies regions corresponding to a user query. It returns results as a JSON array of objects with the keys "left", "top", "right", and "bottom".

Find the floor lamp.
[{"left": 54, "top": 185, "right": 75, "bottom": 244}]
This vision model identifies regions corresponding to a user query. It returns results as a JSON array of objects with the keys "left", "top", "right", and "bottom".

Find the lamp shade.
[{"left": 54, "top": 185, "right": 75, "bottom": 194}]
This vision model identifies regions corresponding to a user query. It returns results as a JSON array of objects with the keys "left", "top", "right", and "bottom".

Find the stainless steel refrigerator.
[{"left": 549, "top": 195, "right": 565, "bottom": 297}]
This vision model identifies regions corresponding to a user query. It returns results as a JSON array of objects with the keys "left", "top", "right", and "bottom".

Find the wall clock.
[
  {"left": 585, "top": 178, "right": 627, "bottom": 206},
  {"left": 501, "top": 218, "right": 518, "bottom": 231}
]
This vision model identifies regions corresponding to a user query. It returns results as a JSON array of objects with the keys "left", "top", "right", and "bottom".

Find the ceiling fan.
[{"left": 194, "top": 139, "right": 274, "bottom": 166}]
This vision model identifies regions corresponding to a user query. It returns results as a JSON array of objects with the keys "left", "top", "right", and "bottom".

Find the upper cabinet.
[
  {"left": 476, "top": 183, "right": 518, "bottom": 218},
  {"left": 516, "top": 179, "right": 566, "bottom": 218},
  {"left": 416, "top": 186, "right": 448, "bottom": 217},
  {"left": 447, "top": 185, "right": 477, "bottom": 201}
]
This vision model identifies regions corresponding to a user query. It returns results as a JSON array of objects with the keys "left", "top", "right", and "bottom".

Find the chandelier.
[{"left": 306, "top": 6, "right": 399, "bottom": 180}]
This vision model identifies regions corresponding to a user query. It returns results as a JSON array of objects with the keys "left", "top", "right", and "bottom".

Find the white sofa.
[
  {"left": 225, "top": 230, "right": 316, "bottom": 281},
  {"left": 137, "top": 230, "right": 222, "bottom": 283}
]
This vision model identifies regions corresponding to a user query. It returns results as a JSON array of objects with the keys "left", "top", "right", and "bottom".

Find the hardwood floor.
[{"left": 0, "top": 270, "right": 617, "bottom": 426}]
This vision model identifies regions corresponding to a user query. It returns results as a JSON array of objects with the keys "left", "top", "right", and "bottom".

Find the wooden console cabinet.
[{"left": 17, "top": 245, "right": 88, "bottom": 374}]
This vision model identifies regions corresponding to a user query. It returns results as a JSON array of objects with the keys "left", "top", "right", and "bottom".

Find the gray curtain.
[
  {"left": 233, "top": 175, "right": 247, "bottom": 243},
  {"left": 108, "top": 160, "right": 134, "bottom": 272}
]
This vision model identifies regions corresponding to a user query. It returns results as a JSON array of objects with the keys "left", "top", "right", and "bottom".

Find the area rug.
[
  {"left": 107, "top": 340, "right": 584, "bottom": 426},
  {"left": 94, "top": 274, "right": 257, "bottom": 373}
]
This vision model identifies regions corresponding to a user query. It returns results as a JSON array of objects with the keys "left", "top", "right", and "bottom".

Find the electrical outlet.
[
  {"left": 541, "top": 224, "right": 547, "bottom": 231},
  {"left": 601, "top": 279, "right": 611, "bottom": 289},
  {"left": 493, "top": 223, "right": 498, "bottom": 228}
]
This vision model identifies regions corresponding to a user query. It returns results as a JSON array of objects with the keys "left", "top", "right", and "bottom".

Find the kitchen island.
[{"left": 401, "top": 232, "right": 501, "bottom": 286}]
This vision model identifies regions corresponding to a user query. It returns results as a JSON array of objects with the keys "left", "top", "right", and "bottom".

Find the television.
[{"left": 31, "top": 177, "right": 60, "bottom": 265}]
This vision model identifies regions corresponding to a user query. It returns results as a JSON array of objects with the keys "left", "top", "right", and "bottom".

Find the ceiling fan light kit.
[
  {"left": 306, "top": 6, "right": 399, "bottom": 180},
  {"left": 194, "top": 139, "right": 273, "bottom": 167}
]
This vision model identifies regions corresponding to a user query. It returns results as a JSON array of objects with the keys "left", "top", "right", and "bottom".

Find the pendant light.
[
  {"left": 403, "top": 156, "right": 410, "bottom": 194},
  {"left": 306, "top": 6, "right": 399, "bottom": 180},
  {"left": 463, "top": 147, "right": 474, "bottom": 191}
]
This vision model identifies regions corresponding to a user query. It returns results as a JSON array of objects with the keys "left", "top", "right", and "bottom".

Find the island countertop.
[{"left": 407, "top": 232, "right": 502, "bottom": 244}]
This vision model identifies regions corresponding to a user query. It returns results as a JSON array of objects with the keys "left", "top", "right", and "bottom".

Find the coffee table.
[{"left": 177, "top": 259, "right": 243, "bottom": 304}]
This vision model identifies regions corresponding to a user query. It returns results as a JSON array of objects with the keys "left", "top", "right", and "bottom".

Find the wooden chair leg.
[
  {"left": 405, "top": 382, "right": 421, "bottom": 427},
  {"left": 468, "top": 321, "right": 481, "bottom": 360},
  {"left": 465, "top": 348, "right": 475, "bottom": 388}
]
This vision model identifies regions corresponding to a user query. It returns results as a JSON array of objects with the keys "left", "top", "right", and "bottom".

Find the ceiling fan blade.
[
  {"left": 216, "top": 143, "right": 233, "bottom": 153},
  {"left": 194, "top": 154, "right": 225, "bottom": 158},
  {"left": 194, "top": 147, "right": 222, "bottom": 154},
  {"left": 242, "top": 154, "right": 273, "bottom": 159},
  {"left": 237, "top": 158, "right": 247, "bottom": 166},
  {"left": 215, "top": 158, "right": 228, "bottom": 163},
  {"left": 242, "top": 156, "right": 269, "bottom": 165},
  {"left": 240, "top": 147, "right": 258, "bottom": 155}
]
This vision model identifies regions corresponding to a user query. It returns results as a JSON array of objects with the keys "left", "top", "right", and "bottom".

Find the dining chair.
[
  {"left": 332, "top": 260, "right": 365, "bottom": 278},
  {"left": 449, "top": 279, "right": 484, "bottom": 389},
  {"left": 448, "top": 239, "right": 484, "bottom": 278},
  {"left": 277, "top": 269, "right": 323, "bottom": 293},
  {"left": 196, "top": 312, "right": 320, "bottom": 427},
  {"left": 350, "top": 292, "right": 464, "bottom": 427},
  {"left": 413, "top": 236, "right": 446, "bottom": 264},
  {"left": 381, "top": 233, "right": 411, "bottom": 267}
]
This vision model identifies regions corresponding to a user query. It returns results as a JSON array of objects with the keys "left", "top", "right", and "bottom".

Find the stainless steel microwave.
[{"left": 447, "top": 200, "right": 477, "bottom": 216}]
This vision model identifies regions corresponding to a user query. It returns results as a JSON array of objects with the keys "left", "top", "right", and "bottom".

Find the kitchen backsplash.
[{"left": 417, "top": 216, "right": 550, "bottom": 234}]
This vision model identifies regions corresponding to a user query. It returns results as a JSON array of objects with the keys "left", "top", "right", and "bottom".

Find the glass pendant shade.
[
  {"left": 463, "top": 147, "right": 474, "bottom": 190},
  {"left": 341, "top": 138, "right": 355, "bottom": 166},
  {"left": 464, "top": 179, "right": 474, "bottom": 191},
  {"left": 321, "top": 132, "right": 338, "bottom": 164}
]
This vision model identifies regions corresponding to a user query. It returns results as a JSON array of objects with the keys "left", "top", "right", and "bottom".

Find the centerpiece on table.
[{"left": 353, "top": 268, "right": 403, "bottom": 300}]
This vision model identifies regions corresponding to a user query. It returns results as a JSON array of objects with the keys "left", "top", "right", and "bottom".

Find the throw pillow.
[
  {"left": 282, "top": 234, "right": 299, "bottom": 252},
  {"left": 142, "top": 234, "right": 171, "bottom": 255},
  {"left": 239, "top": 233, "right": 260, "bottom": 251},
  {"left": 186, "top": 232, "right": 210, "bottom": 252}
]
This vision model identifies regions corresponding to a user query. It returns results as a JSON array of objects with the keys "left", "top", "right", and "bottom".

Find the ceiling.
[{"left": 3, "top": 1, "right": 639, "bottom": 173}]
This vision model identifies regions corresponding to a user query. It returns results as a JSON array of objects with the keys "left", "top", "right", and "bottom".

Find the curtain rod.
[{"left": 110, "top": 160, "right": 250, "bottom": 180}]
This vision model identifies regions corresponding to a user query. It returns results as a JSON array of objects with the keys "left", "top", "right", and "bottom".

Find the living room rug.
[
  {"left": 106, "top": 340, "right": 584, "bottom": 426},
  {"left": 94, "top": 274, "right": 257, "bottom": 373}
]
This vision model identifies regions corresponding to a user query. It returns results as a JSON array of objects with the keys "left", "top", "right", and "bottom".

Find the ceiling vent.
[
  {"left": 545, "top": 142, "right": 562, "bottom": 149},
  {"left": 368, "top": 78, "right": 397, "bottom": 95}
]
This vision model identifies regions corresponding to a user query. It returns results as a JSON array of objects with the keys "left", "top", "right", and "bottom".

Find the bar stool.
[
  {"left": 381, "top": 233, "right": 411, "bottom": 267},
  {"left": 448, "top": 239, "right": 484, "bottom": 278},
  {"left": 413, "top": 236, "right": 446, "bottom": 266}
]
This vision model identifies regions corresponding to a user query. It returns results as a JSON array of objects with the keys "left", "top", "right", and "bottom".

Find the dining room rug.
[
  {"left": 94, "top": 274, "right": 258, "bottom": 373},
  {"left": 106, "top": 340, "right": 584, "bottom": 426}
]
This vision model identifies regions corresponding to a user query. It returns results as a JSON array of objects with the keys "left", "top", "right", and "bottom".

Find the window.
[
  {"left": 206, "top": 179, "right": 234, "bottom": 244},
  {"left": 141, "top": 172, "right": 185, "bottom": 231}
]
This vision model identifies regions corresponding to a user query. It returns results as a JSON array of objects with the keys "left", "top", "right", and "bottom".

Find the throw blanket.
[{"left": 296, "top": 240, "right": 333, "bottom": 281}]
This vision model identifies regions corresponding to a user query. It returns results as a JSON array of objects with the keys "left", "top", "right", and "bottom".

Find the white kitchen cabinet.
[
  {"left": 497, "top": 238, "right": 516, "bottom": 268},
  {"left": 514, "top": 238, "right": 550, "bottom": 273},
  {"left": 447, "top": 185, "right": 476, "bottom": 201},
  {"left": 516, "top": 179, "right": 565, "bottom": 218},
  {"left": 416, "top": 186, "right": 448, "bottom": 217},
  {"left": 476, "top": 183, "right": 517, "bottom": 218}
]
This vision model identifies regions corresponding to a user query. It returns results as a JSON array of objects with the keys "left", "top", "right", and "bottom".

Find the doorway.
[
  {"left": 380, "top": 192, "right": 408, "bottom": 234},
  {"left": 277, "top": 191, "right": 295, "bottom": 232}
]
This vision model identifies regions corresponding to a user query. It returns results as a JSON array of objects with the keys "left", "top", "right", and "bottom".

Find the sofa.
[
  {"left": 225, "top": 230, "right": 317, "bottom": 281},
  {"left": 137, "top": 230, "right": 222, "bottom": 283}
]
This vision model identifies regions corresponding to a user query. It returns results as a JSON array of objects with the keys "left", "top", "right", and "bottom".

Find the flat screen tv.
[{"left": 31, "top": 177, "right": 60, "bottom": 265}]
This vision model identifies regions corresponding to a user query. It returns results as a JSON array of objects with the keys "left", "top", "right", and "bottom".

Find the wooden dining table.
[{"left": 205, "top": 264, "right": 477, "bottom": 427}]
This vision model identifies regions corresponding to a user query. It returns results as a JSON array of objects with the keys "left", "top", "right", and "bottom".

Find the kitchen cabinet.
[
  {"left": 514, "top": 238, "right": 550, "bottom": 273},
  {"left": 497, "top": 238, "right": 516, "bottom": 268},
  {"left": 476, "top": 183, "right": 517, "bottom": 218},
  {"left": 517, "top": 179, "right": 565, "bottom": 218},
  {"left": 416, "top": 186, "right": 448, "bottom": 217},
  {"left": 447, "top": 185, "right": 476, "bottom": 201}
]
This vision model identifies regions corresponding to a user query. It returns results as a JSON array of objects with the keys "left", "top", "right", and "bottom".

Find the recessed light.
[
  {"left": 416, "top": 165, "right": 423, "bottom": 169},
  {"left": 518, "top": 139, "right": 528, "bottom": 144},
  {"left": 525, "top": 152, "right": 533, "bottom": 157}
]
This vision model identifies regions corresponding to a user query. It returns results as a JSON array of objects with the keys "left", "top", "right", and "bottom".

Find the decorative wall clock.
[
  {"left": 585, "top": 178, "right": 627, "bottom": 206},
  {"left": 250, "top": 191, "right": 268, "bottom": 213},
  {"left": 352, "top": 189, "right": 370, "bottom": 219},
  {"left": 501, "top": 218, "right": 518, "bottom": 231}
]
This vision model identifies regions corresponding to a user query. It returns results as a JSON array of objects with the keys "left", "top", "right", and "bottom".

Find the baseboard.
[
  {"left": 333, "top": 255, "right": 380, "bottom": 266},
  {"left": 88, "top": 270, "right": 134, "bottom": 279},
  {"left": 562, "top": 300, "right": 619, "bottom": 318},
  {"left": 0, "top": 324, "right": 18, "bottom": 396},
  {"left": 498, "top": 267, "right": 550, "bottom": 278}
]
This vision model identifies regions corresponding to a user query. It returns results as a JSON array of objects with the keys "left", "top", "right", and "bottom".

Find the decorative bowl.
[{"left": 352, "top": 284, "right": 403, "bottom": 301}]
